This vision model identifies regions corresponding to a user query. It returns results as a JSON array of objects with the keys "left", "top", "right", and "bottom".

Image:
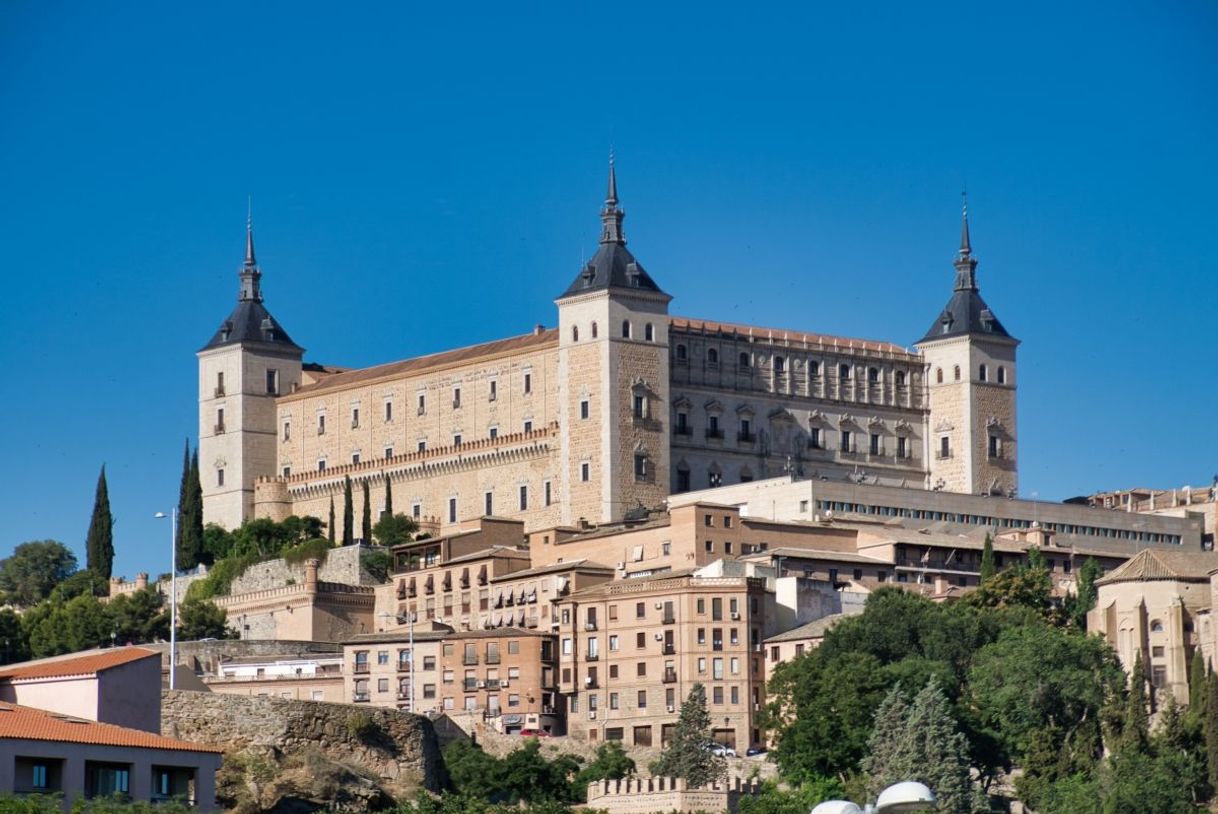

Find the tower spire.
[
  {"left": 953, "top": 194, "right": 978, "bottom": 292},
  {"left": 599, "top": 152, "right": 625, "bottom": 244},
  {"left": 238, "top": 203, "right": 263, "bottom": 303}
]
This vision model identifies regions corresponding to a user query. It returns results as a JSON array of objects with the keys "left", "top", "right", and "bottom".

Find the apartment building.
[
  {"left": 205, "top": 653, "right": 345, "bottom": 702},
  {"left": 438, "top": 628, "right": 558, "bottom": 734},
  {"left": 344, "top": 629, "right": 445, "bottom": 713},
  {"left": 555, "top": 571, "right": 769, "bottom": 751}
]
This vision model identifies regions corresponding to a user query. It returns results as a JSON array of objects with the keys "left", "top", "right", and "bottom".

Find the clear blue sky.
[{"left": 1, "top": 1, "right": 1215, "bottom": 578}]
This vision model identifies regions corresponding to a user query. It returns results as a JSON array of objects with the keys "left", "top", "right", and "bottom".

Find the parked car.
[
  {"left": 745, "top": 746, "right": 767, "bottom": 757},
  {"left": 704, "top": 742, "right": 737, "bottom": 758},
  {"left": 519, "top": 728, "right": 552, "bottom": 737}
]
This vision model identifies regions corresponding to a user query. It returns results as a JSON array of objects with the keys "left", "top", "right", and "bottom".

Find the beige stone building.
[
  {"left": 1079, "top": 482, "right": 1217, "bottom": 551},
  {"left": 1088, "top": 548, "right": 1218, "bottom": 706},
  {"left": 213, "top": 558, "right": 375, "bottom": 641},
  {"left": 764, "top": 613, "right": 851, "bottom": 685},
  {"left": 555, "top": 571, "right": 769, "bottom": 751},
  {"left": 200, "top": 168, "right": 1023, "bottom": 535}
]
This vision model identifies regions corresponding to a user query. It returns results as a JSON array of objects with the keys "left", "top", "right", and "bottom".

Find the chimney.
[{"left": 304, "top": 559, "right": 320, "bottom": 594}]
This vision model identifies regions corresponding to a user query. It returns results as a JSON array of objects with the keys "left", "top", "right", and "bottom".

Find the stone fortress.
[{"left": 198, "top": 162, "right": 1019, "bottom": 535}]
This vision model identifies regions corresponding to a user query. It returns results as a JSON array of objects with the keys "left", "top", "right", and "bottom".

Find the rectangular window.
[
  {"left": 523, "top": 373, "right": 532, "bottom": 394},
  {"left": 609, "top": 635, "right": 619, "bottom": 651},
  {"left": 318, "top": 459, "right": 327, "bottom": 472},
  {"left": 385, "top": 401, "right": 393, "bottom": 422},
  {"left": 453, "top": 387, "right": 461, "bottom": 408},
  {"left": 412, "top": 503, "right": 421, "bottom": 519},
  {"left": 216, "top": 407, "right": 225, "bottom": 432},
  {"left": 449, "top": 498, "right": 457, "bottom": 523},
  {"left": 485, "top": 492, "right": 493, "bottom": 516},
  {"left": 283, "top": 421, "right": 291, "bottom": 441},
  {"left": 712, "top": 597, "right": 723, "bottom": 621},
  {"left": 282, "top": 466, "right": 291, "bottom": 477},
  {"left": 318, "top": 414, "right": 326, "bottom": 434},
  {"left": 897, "top": 436, "right": 907, "bottom": 459},
  {"left": 988, "top": 435, "right": 1001, "bottom": 458},
  {"left": 418, "top": 440, "right": 427, "bottom": 452},
  {"left": 636, "top": 602, "right": 646, "bottom": 619},
  {"left": 489, "top": 427, "right": 498, "bottom": 440},
  {"left": 385, "top": 446, "right": 394, "bottom": 459},
  {"left": 870, "top": 433, "right": 880, "bottom": 455},
  {"left": 940, "top": 436, "right": 951, "bottom": 458},
  {"left": 713, "top": 659, "right": 724, "bottom": 680},
  {"left": 489, "top": 380, "right": 497, "bottom": 401},
  {"left": 633, "top": 394, "right": 645, "bottom": 418},
  {"left": 810, "top": 427, "right": 821, "bottom": 449},
  {"left": 634, "top": 454, "right": 647, "bottom": 481},
  {"left": 519, "top": 485, "right": 528, "bottom": 511},
  {"left": 217, "top": 468, "right": 225, "bottom": 487},
  {"left": 32, "top": 764, "right": 48, "bottom": 789},
  {"left": 351, "top": 453, "right": 360, "bottom": 465},
  {"left": 418, "top": 393, "right": 426, "bottom": 414},
  {"left": 216, "top": 371, "right": 224, "bottom": 395},
  {"left": 581, "top": 400, "right": 590, "bottom": 419},
  {"left": 841, "top": 430, "right": 852, "bottom": 452},
  {"left": 524, "top": 420, "right": 533, "bottom": 432},
  {"left": 581, "top": 462, "right": 590, "bottom": 482},
  {"left": 453, "top": 434, "right": 462, "bottom": 447},
  {"left": 636, "top": 631, "right": 646, "bottom": 648},
  {"left": 266, "top": 369, "right": 279, "bottom": 394},
  {"left": 713, "top": 686, "right": 724, "bottom": 704},
  {"left": 352, "top": 407, "right": 360, "bottom": 428},
  {"left": 544, "top": 481, "right": 552, "bottom": 505}
]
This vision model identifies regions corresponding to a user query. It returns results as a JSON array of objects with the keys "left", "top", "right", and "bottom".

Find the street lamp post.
[{"left": 154, "top": 508, "right": 178, "bottom": 690}]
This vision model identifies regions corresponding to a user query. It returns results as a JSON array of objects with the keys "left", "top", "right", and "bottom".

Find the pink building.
[{"left": 0, "top": 648, "right": 222, "bottom": 809}]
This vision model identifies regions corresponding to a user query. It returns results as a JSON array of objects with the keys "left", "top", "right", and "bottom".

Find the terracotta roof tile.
[
  {"left": 1096, "top": 549, "right": 1218, "bottom": 586},
  {"left": 0, "top": 647, "right": 158, "bottom": 681},
  {"left": 0, "top": 702, "right": 221, "bottom": 753},
  {"left": 765, "top": 613, "right": 850, "bottom": 644}
]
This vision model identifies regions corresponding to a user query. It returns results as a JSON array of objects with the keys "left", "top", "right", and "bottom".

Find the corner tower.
[
  {"left": 197, "top": 217, "right": 303, "bottom": 529},
  {"left": 556, "top": 159, "right": 672, "bottom": 524},
  {"left": 915, "top": 203, "right": 1019, "bottom": 496}
]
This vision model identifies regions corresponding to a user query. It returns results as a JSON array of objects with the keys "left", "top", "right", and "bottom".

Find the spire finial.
[
  {"left": 959, "top": 189, "right": 971, "bottom": 255},
  {"left": 238, "top": 200, "right": 263, "bottom": 303},
  {"left": 245, "top": 197, "right": 257, "bottom": 267},
  {"left": 606, "top": 148, "right": 618, "bottom": 206},
  {"left": 599, "top": 152, "right": 625, "bottom": 245}
]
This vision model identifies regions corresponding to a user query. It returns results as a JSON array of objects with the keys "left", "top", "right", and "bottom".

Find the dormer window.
[
  {"left": 581, "top": 264, "right": 595, "bottom": 288},
  {"left": 626, "top": 262, "right": 640, "bottom": 287},
  {"left": 980, "top": 308, "right": 994, "bottom": 331}
]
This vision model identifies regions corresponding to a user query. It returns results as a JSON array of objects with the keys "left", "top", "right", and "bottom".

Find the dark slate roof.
[
  {"left": 201, "top": 299, "right": 303, "bottom": 353},
  {"left": 918, "top": 288, "right": 1013, "bottom": 344},
  {"left": 559, "top": 241, "right": 666, "bottom": 299}
]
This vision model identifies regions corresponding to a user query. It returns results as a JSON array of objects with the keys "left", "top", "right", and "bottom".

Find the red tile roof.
[
  {"left": 0, "top": 647, "right": 159, "bottom": 681},
  {"left": 0, "top": 702, "right": 221, "bottom": 753}
]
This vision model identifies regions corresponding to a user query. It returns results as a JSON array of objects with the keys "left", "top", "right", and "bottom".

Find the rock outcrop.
[{"left": 162, "top": 690, "right": 444, "bottom": 813}]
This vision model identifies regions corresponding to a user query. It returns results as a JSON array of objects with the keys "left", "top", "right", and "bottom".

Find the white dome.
[
  {"left": 810, "top": 802, "right": 864, "bottom": 814},
  {"left": 875, "top": 781, "right": 936, "bottom": 812}
]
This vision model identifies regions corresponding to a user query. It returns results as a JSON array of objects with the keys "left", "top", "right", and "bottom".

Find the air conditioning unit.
[
  {"left": 585, "top": 676, "right": 594, "bottom": 685},
  {"left": 730, "top": 612, "right": 741, "bottom": 620},
  {"left": 654, "top": 633, "right": 663, "bottom": 641},
  {"left": 615, "top": 562, "right": 626, "bottom": 571},
  {"left": 654, "top": 602, "right": 663, "bottom": 610},
  {"left": 477, "top": 680, "right": 486, "bottom": 688},
  {"left": 667, "top": 705, "right": 675, "bottom": 713},
  {"left": 588, "top": 711, "right": 597, "bottom": 720},
  {"left": 500, "top": 680, "right": 509, "bottom": 688}
]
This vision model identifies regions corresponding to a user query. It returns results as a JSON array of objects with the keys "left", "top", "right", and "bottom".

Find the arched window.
[
  {"left": 645, "top": 323, "right": 654, "bottom": 342},
  {"left": 868, "top": 367, "right": 879, "bottom": 384},
  {"left": 675, "top": 344, "right": 687, "bottom": 360},
  {"left": 591, "top": 322, "right": 598, "bottom": 339},
  {"left": 936, "top": 368, "right": 943, "bottom": 384},
  {"left": 895, "top": 371, "right": 906, "bottom": 386},
  {"left": 774, "top": 356, "right": 785, "bottom": 373},
  {"left": 739, "top": 352, "right": 750, "bottom": 369},
  {"left": 998, "top": 366, "right": 1007, "bottom": 384},
  {"left": 707, "top": 348, "right": 719, "bottom": 365},
  {"left": 809, "top": 360, "right": 820, "bottom": 377},
  {"left": 1150, "top": 619, "right": 1164, "bottom": 633},
  {"left": 621, "top": 320, "right": 631, "bottom": 339},
  {"left": 953, "top": 365, "right": 961, "bottom": 381},
  {"left": 572, "top": 325, "right": 579, "bottom": 342},
  {"left": 839, "top": 364, "right": 851, "bottom": 380},
  {"left": 979, "top": 364, "right": 988, "bottom": 382}
]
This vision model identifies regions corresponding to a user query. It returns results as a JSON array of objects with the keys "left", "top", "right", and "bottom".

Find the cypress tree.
[
  {"left": 328, "top": 496, "right": 336, "bottom": 544},
  {"left": 1124, "top": 651, "right": 1149, "bottom": 749},
  {"left": 175, "top": 439, "right": 190, "bottom": 559},
  {"left": 342, "top": 476, "right": 354, "bottom": 546},
  {"left": 85, "top": 465, "right": 115, "bottom": 580},
  {"left": 383, "top": 474, "right": 393, "bottom": 518},
  {"left": 1190, "top": 650, "right": 1206, "bottom": 711},
  {"left": 361, "top": 479, "right": 373, "bottom": 543},
  {"left": 1205, "top": 670, "right": 1218, "bottom": 790},
  {"left": 979, "top": 534, "right": 996, "bottom": 582},
  {"left": 177, "top": 448, "right": 204, "bottom": 570}
]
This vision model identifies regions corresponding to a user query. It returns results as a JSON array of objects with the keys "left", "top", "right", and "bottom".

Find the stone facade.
[
  {"left": 201, "top": 178, "right": 1023, "bottom": 536},
  {"left": 586, "top": 776, "right": 760, "bottom": 814}
]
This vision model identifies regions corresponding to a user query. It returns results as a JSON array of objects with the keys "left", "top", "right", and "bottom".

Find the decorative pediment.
[
  {"left": 704, "top": 399, "right": 724, "bottom": 413},
  {"left": 867, "top": 415, "right": 884, "bottom": 428},
  {"left": 675, "top": 457, "right": 690, "bottom": 472},
  {"left": 808, "top": 409, "right": 826, "bottom": 424},
  {"left": 213, "top": 456, "right": 228, "bottom": 469},
  {"left": 986, "top": 415, "right": 1003, "bottom": 429},
  {"left": 672, "top": 395, "right": 692, "bottom": 410},
  {"left": 768, "top": 407, "right": 797, "bottom": 423},
  {"left": 839, "top": 413, "right": 855, "bottom": 427},
  {"left": 707, "top": 461, "right": 723, "bottom": 475},
  {"left": 894, "top": 419, "right": 912, "bottom": 435},
  {"left": 735, "top": 403, "right": 755, "bottom": 417},
  {"left": 934, "top": 419, "right": 954, "bottom": 433}
]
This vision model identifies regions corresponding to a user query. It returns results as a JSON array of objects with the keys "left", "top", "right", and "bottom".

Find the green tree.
[
  {"left": 384, "top": 474, "right": 393, "bottom": 517},
  {"left": 968, "top": 624, "right": 1124, "bottom": 794},
  {"left": 47, "top": 569, "right": 108, "bottom": 604},
  {"left": 178, "top": 447, "right": 205, "bottom": 569},
  {"left": 737, "top": 778, "right": 844, "bottom": 814},
  {"left": 963, "top": 554, "right": 1059, "bottom": 624},
  {"left": 108, "top": 587, "right": 169, "bottom": 644},
  {"left": 1189, "top": 650, "right": 1207, "bottom": 712},
  {"left": 0, "top": 608, "right": 30, "bottom": 665},
  {"left": 374, "top": 513, "right": 419, "bottom": 547},
  {"left": 362, "top": 479, "right": 373, "bottom": 543},
  {"left": 862, "top": 678, "right": 985, "bottom": 813},
  {"left": 1068, "top": 557, "right": 1102, "bottom": 630},
  {"left": 343, "top": 476, "right": 354, "bottom": 546},
  {"left": 1123, "top": 651, "right": 1150, "bottom": 750},
  {"left": 328, "top": 496, "right": 336, "bottom": 544},
  {"left": 25, "top": 593, "right": 112, "bottom": 657},
  {"left": 177, "top": 598, "right": 233, "bottom": 640},
  {"left": 85, "top": 465, "right": 114, "bottom": 579},
  {"left": 575, "top": 741, "right": 636, "bottom": 787},
  {"left": 651, "top": 683, "right": 727, "bottom": 787},
  {"left": 0, "top": 540, "right": 78, "bottom": 607},
  {"left": 1206, "top": 670, "right": 1218, "bottom": 790},
  {"left": 202, "top": 523, "right": 235, "bottom": 565},
  {"left": 978, "top": 534, "right": 995, "bottom": 582}
]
